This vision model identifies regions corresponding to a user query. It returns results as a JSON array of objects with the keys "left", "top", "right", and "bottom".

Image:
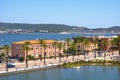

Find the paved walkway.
[
  {"left": 0, "top": 51, "right": 119, "bottom": 74},
  {"left": 0, "top": 55, "right": 84, "bottom": 73}
]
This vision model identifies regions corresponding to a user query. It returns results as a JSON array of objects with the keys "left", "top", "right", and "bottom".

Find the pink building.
[{"left": 11, "top": 40, "right": 63, "bottom": 58}]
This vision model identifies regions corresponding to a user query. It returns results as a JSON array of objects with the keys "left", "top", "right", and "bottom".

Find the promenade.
[{"left": 0, "top": 51, "right": 119, "bottom": 75}]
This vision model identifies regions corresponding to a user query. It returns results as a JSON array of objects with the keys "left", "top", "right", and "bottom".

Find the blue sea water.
[
  {"left": 0, "top": 33, "right": 116, "bottom": 46},
  {"left": 0, "top": 66, "right": 120, "bottom": 80}
]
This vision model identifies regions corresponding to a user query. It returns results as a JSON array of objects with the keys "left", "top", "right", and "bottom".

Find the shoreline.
[
  {"left": 0, "top": 64, "right": 59, "bottom": 77},
  {"left": 61, "top": 60, "right": 120, "bottom": 68},
  {"left": 0, "top": 60, "right": 120, "bottom": 76}
]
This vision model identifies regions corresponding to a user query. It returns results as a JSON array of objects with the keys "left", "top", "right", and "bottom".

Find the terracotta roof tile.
[{"left": 13, "top": 40, "right": 57, "bottom": 44}]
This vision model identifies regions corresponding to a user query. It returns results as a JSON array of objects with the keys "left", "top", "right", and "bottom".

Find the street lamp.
[{"left": 5, "top": 56, "right": 8, "bottom": 71}]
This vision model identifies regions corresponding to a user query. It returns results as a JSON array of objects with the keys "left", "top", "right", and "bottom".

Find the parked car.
[{"left": 7, "top": 63, "right": 15, "bottom": 68}]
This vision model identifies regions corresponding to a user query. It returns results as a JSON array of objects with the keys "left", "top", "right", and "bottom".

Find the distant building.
[
  {"left": 11, "top": 40, "right": 63, "bottom": 58},
  {"left": 77, "top": 41, "right": 98, "bottom": 52},
  {"left": 78, "top": 36, "right": 118, "bottom": 52},
  {"left": 97, "top": 36, "right": 117, "bottom": 51}
]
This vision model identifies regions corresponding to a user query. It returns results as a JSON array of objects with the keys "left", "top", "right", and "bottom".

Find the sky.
[{"left": 0, "top": 0, "right": 120, "bottom": 28}]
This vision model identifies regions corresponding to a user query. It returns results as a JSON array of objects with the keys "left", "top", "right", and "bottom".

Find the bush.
[
  {"left": 19, "top": 57, "right": 24, "bottom": 62},
  {"left": 27, "top": 55, "right": 35, "bottom": 60},
  {"left": 49, "top": 56, "right": 54, "bottom": 58}
]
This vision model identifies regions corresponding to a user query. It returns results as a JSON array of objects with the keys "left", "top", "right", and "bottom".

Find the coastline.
[
  {"left": 0, "top": 64, "right": 59, "bottom": 77},
  {"left": 1, "top": 59, "right": 120, "bottom": 77},
  {"left": 61, "top": 60, "right": 120, "bottom": 68}
]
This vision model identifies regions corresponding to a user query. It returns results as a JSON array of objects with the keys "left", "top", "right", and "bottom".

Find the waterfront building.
[
  {"left": 97, "top": 36, "right": 118, "bottom": 51},
  {"left": 77, "top": 41, "right": 98, "bottom": 52},
  {"left": 11, "top": 40, "right": 63, "bottom": 58},
  {"left": 78, "top": 36, "right": 118, "bottom": 52},
  {"left": 11, "top": 36, "right": 118, "bottom": 58}
]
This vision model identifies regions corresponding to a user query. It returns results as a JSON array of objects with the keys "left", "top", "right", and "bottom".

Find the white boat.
[{"left": 73, "top": 66, "right": 81, "bottom": 69}]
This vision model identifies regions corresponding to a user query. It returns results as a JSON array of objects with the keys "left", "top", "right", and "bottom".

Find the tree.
[
  {"left": 38, "top": 39, "right": 44, "bottom": 61},
  {"left": 23, "top": 41, "right": 31, "bottom": 68},
  {"left": 93, "top": 37, "right": 98, "bottom": 58},
  {"left": 69, "top": 41, "right": 77, "bottom": 61},
  {"left": 3, "top": 45, "right": 10, "bottom": 71},
  {"left": 75, "top": 36, "right": 84, "bottom": 57},
  {"left": 101, "top": 40, "right": 107, "bottom": 62},
  {"left": 112, "top": 36, "right": 120, "bottom": 56},
  {"left": 0, "top": 52, "right": 5, "bottom": 59},
  {"left": 83, "top": 38, "right": 89, "bottom": 60},
  {"left": 110, "top": 38, "right": 116, "bottom": 55},
  {"left": 43, "top": 41, "right": 47, "bottom": 65},
  {"left": 53, "top": 41, "right": 57, "bottom": 60},
  {"left": 65, "top": 38, "right": 71, "bottom": 58},
  {"left": 57, "top": 42, "right": 63, "bottom": 64}
]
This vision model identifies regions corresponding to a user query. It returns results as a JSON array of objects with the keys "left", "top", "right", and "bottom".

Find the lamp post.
[
  {"left": 34, "top": 48, "right": 36, "bottom": 66},
  {"left": 6, "top": 56, "right": 8, "bottom": 71}
]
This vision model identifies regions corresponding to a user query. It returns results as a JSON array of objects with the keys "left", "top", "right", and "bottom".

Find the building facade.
[{"left": 11, "top": 40, "right": 63, "bottom": 58}]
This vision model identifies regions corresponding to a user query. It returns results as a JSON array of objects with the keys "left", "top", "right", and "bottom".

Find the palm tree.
[
  {"left": 69, "top": 41, "right": 77, "bottom": 61},
  {"left": 65, "top": 38, "right": 70, "bottom": 58},
  {"left": 23, "top": 41, "right": 31, "bottom": 68},
  {"left": 93, "top": 37, "right": 98, "bottom": 58},
  {"left": 76, "top": 36, "right": 84, "bottom": 57},
  {"left": 42, "top": 41, "right": 47, "bottom": 65},
  {"left": 38, "top": 39, "right": 44, "bottom": 61},
  {"left": 57, "top": 42, "right": 63, "bottom": 64},
  {"left": 3, "top": 45, "right": 10, "bottom": 71},
  {"left": 112, "top": 37, "right": 119, "bottom": 55},
  {"left": 111, "top": 38, "right": 115, "bottom": 56},
  {"left": 101, "top": 40, "right": 107, "bottom": 62},
  {"left": 0, "top": 52, "right": 5, "bottom": 60},
  {"left": 53, "top": 41, "right": 57, "bottom": 60},
  {"left": 83, "top": 38, "right": 89, "bottom": 60}
]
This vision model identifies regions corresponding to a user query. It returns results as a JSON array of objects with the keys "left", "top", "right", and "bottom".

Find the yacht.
[{"left": 73, "top": 66, "right": 81, "bottom": 69}]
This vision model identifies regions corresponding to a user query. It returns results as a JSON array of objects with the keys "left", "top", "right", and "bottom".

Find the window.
[
  {"left": 36, "top": 46, "right": 39, "bottom": 47},
  {"left": 18, "top": 47, "right": 20, "bottom": 50},
  {"left": 16, "top": 46, "right": 19, "bottom": 50},
  {"left": 31, "top": 45, "right": 34, "bottom": 48}
]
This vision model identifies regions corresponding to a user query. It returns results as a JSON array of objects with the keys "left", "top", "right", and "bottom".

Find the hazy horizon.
[{"left": 0, "top": 0, "right": 120, "bottom": 28}]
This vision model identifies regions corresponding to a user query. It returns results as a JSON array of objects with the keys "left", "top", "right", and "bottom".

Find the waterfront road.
[{"left": 0, "top": 51, "right": 119, "bottom": 72}]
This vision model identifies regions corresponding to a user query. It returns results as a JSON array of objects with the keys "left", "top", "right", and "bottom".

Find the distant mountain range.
[{"left": 0, "top": 22, "right": 120, "bottom": 33}]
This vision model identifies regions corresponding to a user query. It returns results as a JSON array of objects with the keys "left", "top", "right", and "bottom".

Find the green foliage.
[
  {"left": 27, "top": 54, "right": 35, "bottom": 60},
  {"left": 0, "top": 23, "right": 77, "bottom": 33},
  {"left": 73, "top": 36, "right": 85, "bottom": 43},
  {"left": 49, "top": 56, "right": 54, "bottom": 58},
  {"left": 0, "top": 22, "right": 120, "bottom": 33},
  {"left": 62, "top": 60, "right": 120, "bottom": 68},
  {"left": 18, "top": 57, "right": 24, "bottom": 62},
  {"left": 68, "top": 41, "right": 77, "bottom": 55},
  {"left": 0, "top": 53, "right": 5, "bottom": 59},
  {"left": 63, "top": 48, "right": 67, "bottom": 54}
]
